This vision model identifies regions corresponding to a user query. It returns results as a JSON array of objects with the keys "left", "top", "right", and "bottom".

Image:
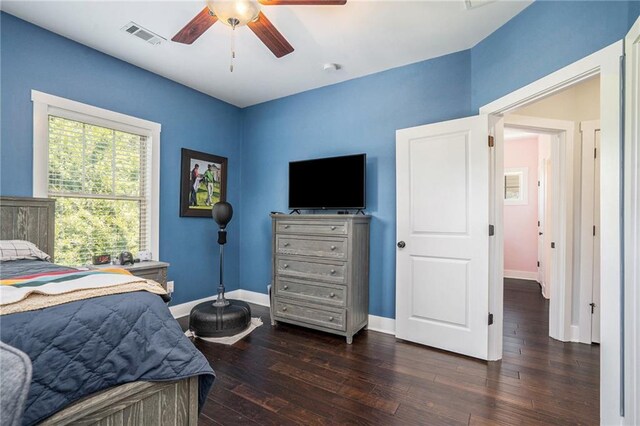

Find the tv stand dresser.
[{"left": 270, "top": 214, "right": 370, "bottom": 344}]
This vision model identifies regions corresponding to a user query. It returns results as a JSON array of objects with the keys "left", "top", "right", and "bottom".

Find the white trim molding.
[
  {"left": 169, "top": 289, "right": 396, "bottom": 336},
  {"left": 624, "top": 16, "right": 640, "bottom": 425},
  {"left": 31, "top": 90, "right": 161, "bottom": 260},
  {"left": 503, "top": 270, "right": 538, "bottom": 281}
]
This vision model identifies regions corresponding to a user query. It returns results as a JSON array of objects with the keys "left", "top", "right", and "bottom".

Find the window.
[
  {"left": 504, "top": 167, "right": 528, "bottom": 205},
  {"left": 32, "top": 91, "right": 160, "bottom": 265}
]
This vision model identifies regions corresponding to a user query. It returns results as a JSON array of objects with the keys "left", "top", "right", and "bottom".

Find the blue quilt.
[{"left": 0, "top": 260, "right": 214, "bottom": 425}]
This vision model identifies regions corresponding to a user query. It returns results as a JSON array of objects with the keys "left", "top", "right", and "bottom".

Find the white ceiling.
[{"left": 2, "top": 0, "right": 531, "bottom": 107}]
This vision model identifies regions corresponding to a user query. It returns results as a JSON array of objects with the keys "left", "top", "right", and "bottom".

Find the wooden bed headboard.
[{"left": 0, "top": 196, "right": 55, "bottom": 261}]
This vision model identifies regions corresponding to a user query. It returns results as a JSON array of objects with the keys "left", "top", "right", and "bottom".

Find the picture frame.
[{"left": 180, "top": 148, "right": 228, "bottom": 217}]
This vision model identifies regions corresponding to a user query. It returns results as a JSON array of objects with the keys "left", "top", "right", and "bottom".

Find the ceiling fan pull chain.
[{"left": 229, "top": 23, "right": 236, "bottom": 72}]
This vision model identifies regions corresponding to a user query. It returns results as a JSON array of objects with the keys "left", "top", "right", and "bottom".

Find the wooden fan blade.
[
  {"left": 259, "top": 0, "right": 346, "bottom": 4},
  {"left": 247, "top": 12, "right": 294, "bottom": 58},
  {"left": 172, "top": 7, "right": 218, "bottom": 44}
]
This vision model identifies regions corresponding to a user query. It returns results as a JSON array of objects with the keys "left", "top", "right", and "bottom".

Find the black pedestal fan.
[{"left": 189, "top": 202, "right": 251, "bottom": 337}]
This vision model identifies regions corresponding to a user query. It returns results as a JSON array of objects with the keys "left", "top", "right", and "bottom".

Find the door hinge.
[
  {"left": 488, "top": 135, "right": 494, "bottom": 147},
  {"left": 590, "top": 302, "right": 596, "bottom": 314},
  {"left": 538, "top": 220, "right": 540, "bottom": 226},
  {"left": 593, "top": 225, "right": 596, "bottom": 236},
  {"left": 594, "top": 147, "right": 597, "bottom": 159},
  {"left": 551, "top": 242, "right": 556, "bottom": 248},
  {"left": 538, "top": 180, "right": 540, "bottom": 187},
  {"left": 537, "top": 261, "right": 540, "bottom": 267},
  {"left": 488, "top": 313, "right": 494, "bottom": 325},
  {"left": 489, "top": 224, "right": 495, "bottom": 236}
]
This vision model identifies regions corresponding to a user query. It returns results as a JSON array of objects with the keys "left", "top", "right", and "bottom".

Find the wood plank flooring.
[{"left": 179, "top": 279, "right": 599, "bottom": 425}]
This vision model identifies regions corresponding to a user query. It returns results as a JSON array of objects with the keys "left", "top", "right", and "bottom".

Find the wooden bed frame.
[{"left": 0, "top": 196, "right": 200, "bottom": 426}]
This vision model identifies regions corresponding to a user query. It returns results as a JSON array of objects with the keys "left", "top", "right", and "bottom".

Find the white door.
[
  {"left": 537, "top": 160, "right": 546, "bottom": 287},
  {"left": 578, "top": 120, "right": 601, "bottom": 344},
  {"left": 396, "top": 115, "right": 491, "bottom": 360},
  {"left": 591, "top": 128, "right": 601, "bottom": 343}
]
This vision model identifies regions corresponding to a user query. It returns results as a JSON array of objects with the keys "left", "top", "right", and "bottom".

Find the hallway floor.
[{"left": 182, "top": 278, "right": 599, "bottom": 425}]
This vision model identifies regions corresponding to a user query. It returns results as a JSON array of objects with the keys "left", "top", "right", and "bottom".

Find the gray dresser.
[{"left": 270, "top": 214, "right": 370, "bottom": 344}]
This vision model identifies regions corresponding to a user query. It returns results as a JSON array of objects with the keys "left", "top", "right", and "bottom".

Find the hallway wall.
[{"left": 504, "top": 137, "right": 539, "bottom": 279}]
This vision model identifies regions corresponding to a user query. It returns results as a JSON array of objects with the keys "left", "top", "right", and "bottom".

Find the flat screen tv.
[{"left": 289, "top": 154, "right": 366, "bottom": 210}]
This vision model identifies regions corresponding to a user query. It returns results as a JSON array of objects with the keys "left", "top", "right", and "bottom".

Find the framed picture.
[{"left": 180, "top": 148, "right": 228, "bottom": 217}]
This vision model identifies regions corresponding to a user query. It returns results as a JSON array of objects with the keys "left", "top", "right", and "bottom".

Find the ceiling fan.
[{"left": 172, "top": 0, "right": 347, "bottom": 59}]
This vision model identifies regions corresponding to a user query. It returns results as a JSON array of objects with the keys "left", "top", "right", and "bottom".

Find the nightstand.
[{"left": 93, "top": 261, "right": 170, "bottom": 291}]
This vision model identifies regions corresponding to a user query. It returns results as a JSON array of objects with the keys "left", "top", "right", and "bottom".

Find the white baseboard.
[
  {"left": 168, "top": 294, "right": 217, "bottom": 319},
  {"left": 504, "top": 269, "right": 538, "bottom": 281},
  {"left": 570, "top": 325, "right": 580, "bottom": 342},
  {"left": 170, "top": 289, "right": 396, "bottom": 335},
  {"left": 367, "top": 315, "right": 395, "bottom": 335}
]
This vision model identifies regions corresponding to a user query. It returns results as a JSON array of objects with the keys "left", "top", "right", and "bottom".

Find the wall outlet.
[{"left": 167, "top": 280, "right": 175, "bottom": 293}]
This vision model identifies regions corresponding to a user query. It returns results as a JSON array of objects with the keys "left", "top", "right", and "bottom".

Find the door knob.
[{"left": 397, "top": 241, "right": 406, "bottom": 248}]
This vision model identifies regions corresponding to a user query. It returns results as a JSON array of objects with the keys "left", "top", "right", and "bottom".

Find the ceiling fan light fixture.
[{"left": 207, "top": 0, "right": 261, "bottom": 28}]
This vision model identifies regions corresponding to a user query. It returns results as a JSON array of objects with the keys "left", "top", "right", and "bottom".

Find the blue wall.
[
  {"left": 239, "top": 0, "right": 638, "bottom": 319},
  {"left": 0, "top": 12, "right": 243, "bottom": 305},
  {"left": 471, "top": 1, "right": 635, "bottom": 111},
  {"left": 631, "top": 0, "right": 640, "bottom": 28},
  {"left": 240, "top": 52, "right": 472, "bottom": 318},
  {"left": 2, "top": 1, "right": 638, "bottom": 318}
]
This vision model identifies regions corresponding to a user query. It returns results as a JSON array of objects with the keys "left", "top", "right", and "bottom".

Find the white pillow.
[{"left": 0, "top": 240, "right": 51, "bottom": 262}]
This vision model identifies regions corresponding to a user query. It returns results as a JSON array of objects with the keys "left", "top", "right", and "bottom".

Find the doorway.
[{"left": 499, "top": 76, "right": 601, "bottom": 346}]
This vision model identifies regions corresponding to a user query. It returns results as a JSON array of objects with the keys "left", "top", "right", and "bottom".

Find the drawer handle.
[
  {"left": 283, "top": 285, "right": 289, "bottom": 290},
  {"left": 329, "top": 292, "right": 335, "bottom": 298},
  {"left": 282, "top": 306, "right": 287, "bottom": 311},
  {"left": 330, "top": 226, "right": 336, "bottom": 230},
  {"left": 328, "top": 316, "right": 334, "bottom": 321},
  {"left": 284, "top": 225, "right": 290, "bottom": 229},
  {"left": 283, "top": 242, "right": 290, "bottom": 247},
  {"left": 330, "top": 245, "right": 336, "bottom": 251},
  {"left": 330, "top": 269, "right": 336, "bottom": 275},
  {"left": 283, "top": 264, "right": 289, "bottom": 269}
]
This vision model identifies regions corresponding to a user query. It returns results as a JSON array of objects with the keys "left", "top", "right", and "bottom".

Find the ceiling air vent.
[
  {"left": 121, "top": 22, "right": 165, "bottom": 46},
  {"left": 464, "top": 0, "right": 496, "bottom": 9}
]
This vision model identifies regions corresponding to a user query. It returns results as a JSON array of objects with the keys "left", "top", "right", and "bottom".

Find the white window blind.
[{"left": 47, "top": 115, "right": 151, "bottom": 265}]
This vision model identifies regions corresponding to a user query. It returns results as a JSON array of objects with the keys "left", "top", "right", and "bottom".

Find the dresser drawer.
[
  {"left": 275, "top": 277, "right": 346, "bottom": 307},
  {"left": 276, "top": 221, "right": 347, "bottom": 236},
  {"left": 276, "top": 257, "right": 346, "bottom": 283},
  {"left": 276, "top": 235, "right": 347, "bottom": 259},
  {"left": 274, "top": 299, "right": 346, "bottom": 331}
]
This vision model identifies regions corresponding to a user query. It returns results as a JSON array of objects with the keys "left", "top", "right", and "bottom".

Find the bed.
[{"left": 0, "top": 196, "right": 214, "bottom": 425}]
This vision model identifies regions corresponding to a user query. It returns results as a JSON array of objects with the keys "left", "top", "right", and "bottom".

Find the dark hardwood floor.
[{"left": 179, "top": 279, "right": 599, "bottom": 425}]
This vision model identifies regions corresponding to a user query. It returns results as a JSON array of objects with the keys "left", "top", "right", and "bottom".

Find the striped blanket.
[{"left": 0, "top": 267, "right": 167, "bottom": 315}]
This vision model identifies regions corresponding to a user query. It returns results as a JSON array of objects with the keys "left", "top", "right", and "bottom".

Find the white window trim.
[
  {"left": 31, "top": 90, "right": 161, "bottom": 260},
  {"left": 503, "top": 167, "right": 528, "bottom": 205}
]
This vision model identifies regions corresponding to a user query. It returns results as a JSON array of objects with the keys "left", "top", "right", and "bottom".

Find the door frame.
[
  {"left": 624, "top": 16, "right": 640, "bottom": 426},
  {"left": 502, "top": 116, "right": 575, "bottom": 344},
  {"left": 579, "top": 119, "right": 601, "bottom": 344},
  {"left": 480, "top": 40, "right": 622, "bottom": 425}
]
